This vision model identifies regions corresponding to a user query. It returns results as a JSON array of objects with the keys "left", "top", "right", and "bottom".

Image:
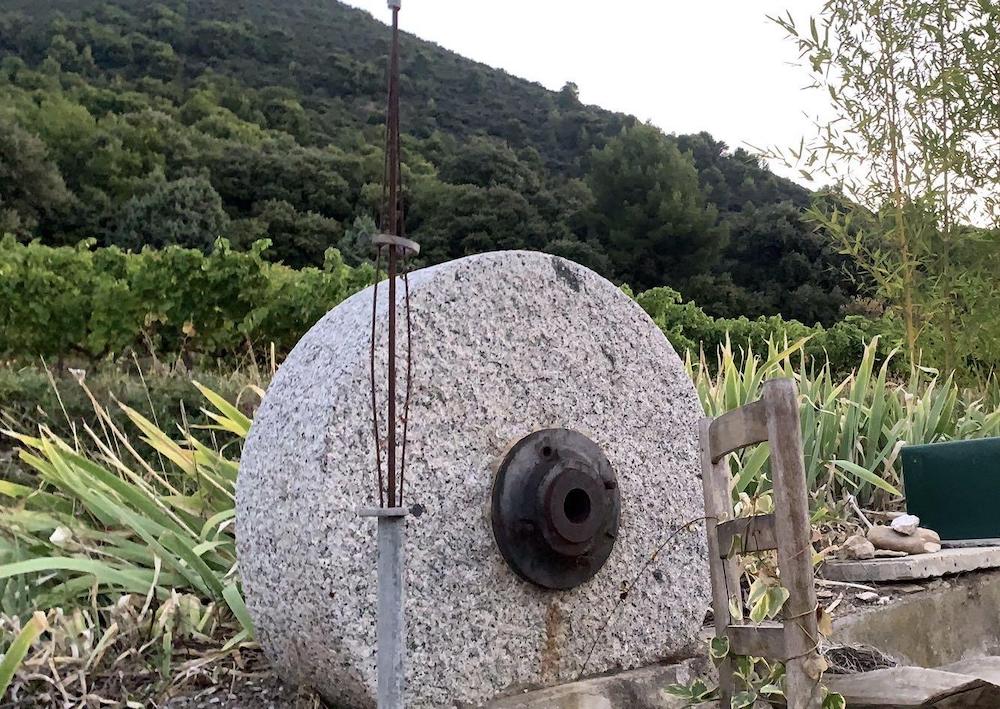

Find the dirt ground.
[
  {"left": 158, "top": 649, "right": 326, "bottom": 709},
  {"left": 161, "top": 672, "right": 308, "bottom": 709}
]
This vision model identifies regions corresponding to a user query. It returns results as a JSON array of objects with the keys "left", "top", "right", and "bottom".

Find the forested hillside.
[{"left": 0, "top": 0, "right": 859, "bottom": 324}]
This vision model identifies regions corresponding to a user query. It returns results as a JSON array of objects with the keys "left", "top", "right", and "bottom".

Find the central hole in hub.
[{"left": 564, "top": 488, "right": 592, "bottom": 524}]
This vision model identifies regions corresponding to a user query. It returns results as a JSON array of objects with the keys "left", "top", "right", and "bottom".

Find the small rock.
[
  {"left": 842, "top": 534, "right": 876, "bottom": 560},
  {"left": 867, "top": 525, "right": 939, "bottom": 554},
  {"left": 915, "top": 527, "right": 941, "bottom": 543},
  {"left": 855, "top": 591, "right": 891, "bottom": 604},
  {"left": 873, "top": 549, "right": 909, "bottom": 558},
  {"left": 890, "top": 514, "right": 920, "bottom": 535}
]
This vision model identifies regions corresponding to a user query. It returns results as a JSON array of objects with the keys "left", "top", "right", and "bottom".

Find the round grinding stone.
[{"left": 237, "top": 251, "right": 710, "bottom": 708}]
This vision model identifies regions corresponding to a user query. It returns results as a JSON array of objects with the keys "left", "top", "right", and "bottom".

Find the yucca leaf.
[
  {"left": 222, "top": 583, "right": 254, "bottom": 634},
  {"left": 193, "top": 382, "right": 252, "bottom": 437},
  {"left": 0, "top": 557, "right": 155, "bottom": 592},
  {"left": 830, "top": 459, "right": 903, "bottom": 496},
  {"left": 0, "top": 611, "right": 48, "bottom": 696}
]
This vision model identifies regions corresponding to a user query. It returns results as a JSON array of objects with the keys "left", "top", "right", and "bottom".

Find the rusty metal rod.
[
  {"left": 385, "top": 6, "right": 401, "bottom": 509},
  {"left": 370, "top": 247, "right": 384, "bottom": 507},
  {"left": 399, "top": 268, "right": 412, "bottom": 505}
]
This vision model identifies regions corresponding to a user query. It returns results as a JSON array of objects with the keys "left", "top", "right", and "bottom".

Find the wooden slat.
[
  {"left": 699, "top": 418, "right": 740, "bottom": 706},
  {"left": 726, "top": 623, "right": 787, "bottom": 660},
  {"left": 764, "top": 379, "right": 823, "bottom": 708},
  {"left": 708, "top": 399, "right": 769, "bottom": 462},
  {"left": 716, "top": 513, "right": 778, "bottom": 557}
]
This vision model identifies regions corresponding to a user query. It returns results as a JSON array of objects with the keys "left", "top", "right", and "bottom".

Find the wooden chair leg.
[
  {"left": 700, "top": 419, "right": 741, "bottom": 706},
  {"left": 764, "top": 380, "right": 823, "bottom": 709}
]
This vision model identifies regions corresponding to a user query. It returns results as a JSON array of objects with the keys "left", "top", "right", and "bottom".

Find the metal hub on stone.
[{"left": 492, "top": 428, "right": 620, "bottom": 589}]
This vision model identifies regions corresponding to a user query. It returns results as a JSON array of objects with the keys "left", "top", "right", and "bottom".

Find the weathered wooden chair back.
[{"left": 700, "top": 378, "right": 822, "bottom": 708}]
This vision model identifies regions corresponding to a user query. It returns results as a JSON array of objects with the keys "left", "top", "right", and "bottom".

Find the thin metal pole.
[
  {"left": 362, "top": 6, "right": 408, "bottom": 707},
  {"left": 370, "top": 247, "right": 384, "bottom": 507}
]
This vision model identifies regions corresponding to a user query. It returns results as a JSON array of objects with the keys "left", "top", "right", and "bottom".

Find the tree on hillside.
[
  {"left": 676, "top": 132, "right": 809, "bottom": 212},
  {"left": 0, "top": 115, "right": 73, "bottom": 237},
  {"left": 406, "top": 179, "right": 553, "bottom": 263},
  {"left": 0, "top": 0, "right": 858, "bottom": 323},
  {"left": 113, "top": 175, "right": 229, "bottom": 251},
  {"left": 336, "top": 214, "right": 376, "bottom": 266},
  {"left": 438, "top": 137, "right": 540, "bottom": 194},
  {"left": 248, "top": 199, "right": 342, "bottom": 268},
  {"left": 724, "top": 202, "right": 853, "bottom": 324},
  {"left": 207, "top": 141, "right": 360, "bottom": 222},
  {"left": 586, "top": 123, "right": 727, "bottom": 291}
]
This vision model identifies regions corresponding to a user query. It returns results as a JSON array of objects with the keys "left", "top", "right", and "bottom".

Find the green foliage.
[
  {"left": 633, "top": 285, "right": 882, "bottom": 373},
  {"left": 1, "top": 239, "right": 874, "bottom": 369},
  {"left": 770, "top": 0, "right": 1000, "bottom": 373},
  {"left": 587, "top": 124, "right": 727, "bottom": 291},
  {"left": 1, "top": 387, "right": 247, "bottom": 614},
  {"left": 113, "top": 175, "right": 229, "bottom": 251},
  {"left": 0, "top": 612, "right": 46, "bottom": 697},
  {"left": 0, "top": 0, "right": 861, "bottom": 325},
  {"left": 243, "top": 198, "right": 342, "bottom": 269},
  {"left": 0, "top": 113, "right": 73, "bottom": 236},
  {"left": 664, "top": 677, "right": 716, "bottom": 705},
  {"left": 0, "top": 362, "right": 259, "bottom": 447},
  {"left": 0, "top": 382, "right": 255, "bottom": 699},
  {"left": 700, "top": 201, "right": 856, "bottom": 325},
  {"left": 407, "top": 178, "right": 555, "bottom": 262},
  {"left": 0, "top": 236, "right": 373, "bottom": 359},
  {"left": 688, "top": 337, "right": 1000, "bottom": 510}
]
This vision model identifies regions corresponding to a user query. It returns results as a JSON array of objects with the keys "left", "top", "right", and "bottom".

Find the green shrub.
[
  {"left": 2, "top": 238, "right": 884, "bottom": 372},
  {"left": 0, "top": 235, "right": 374, "bottom": 360},
  {"left": 634, "top": 286, "right": 890, "bottom": 374},
  {"left": 1, "top": 381, "right": 255, "bottom": 701},
  {"left": 689, "top": 337, "right": 1000, "bottom": 511}
]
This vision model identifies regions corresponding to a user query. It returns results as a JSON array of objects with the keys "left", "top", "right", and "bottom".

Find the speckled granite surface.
[{"left": 237, "top": 251, "right": 709, "bottom": 708}]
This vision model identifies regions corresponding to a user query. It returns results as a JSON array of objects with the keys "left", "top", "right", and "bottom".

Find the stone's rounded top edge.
[
  {"left": 407, "top": 248, "right": 599, "bottom": 284},
  {"left": 409, "top": 249, "right": 689, "bottom": 370},
  {"left": 299, "top": 249, "right": 617, "bottom": 338}
]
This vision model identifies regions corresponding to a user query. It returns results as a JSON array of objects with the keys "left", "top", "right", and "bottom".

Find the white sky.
[{"left": 342, "top": 0, "right": 828, "bottom": 182}]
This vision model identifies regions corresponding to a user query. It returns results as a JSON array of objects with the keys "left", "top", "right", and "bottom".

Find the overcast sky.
[{"left": 342, "top": 0, "right": 827, "bottom": 181}]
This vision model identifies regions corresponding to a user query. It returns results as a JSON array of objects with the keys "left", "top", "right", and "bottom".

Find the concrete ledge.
[
  {"left": 822, "top": 546, "right": 1000, "bottom": 583},
  {"left": 833, "top": 570, "right": 1000, "bottom": 666},
  {"left": 480, "top": 658, "right": 709, "bottom": 709},
  {"left": 825, "top": 667, "right": 1000, "bottom": 708}
]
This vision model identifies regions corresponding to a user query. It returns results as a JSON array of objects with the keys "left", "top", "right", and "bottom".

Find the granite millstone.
[{"left": 236, "top": 251, "right": 710, "bottom": 708}]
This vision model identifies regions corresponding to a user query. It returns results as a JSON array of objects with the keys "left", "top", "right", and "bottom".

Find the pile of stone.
[{"left": 842, "top": 513, "right": 942, "bottom": 560}]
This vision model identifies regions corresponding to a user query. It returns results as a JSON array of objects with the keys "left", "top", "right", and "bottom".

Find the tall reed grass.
[
  {"left": 4, "top": 336, "right": 1000, "bottom": 700},
  {"left": 688, "top": 336, "right": 1000, "bottom": 513},
  {"left": 0, "top": 380, "right": 256, "bottom": 701}
]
